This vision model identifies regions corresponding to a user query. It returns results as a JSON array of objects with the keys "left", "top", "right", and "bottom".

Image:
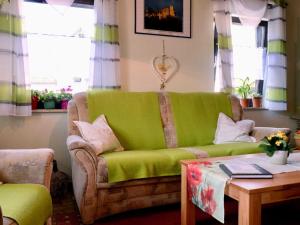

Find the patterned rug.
[{"left": 52, "top": 193, "right": 300, "bottom": 225}]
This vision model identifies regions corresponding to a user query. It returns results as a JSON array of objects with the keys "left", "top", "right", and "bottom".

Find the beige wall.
[
  {"left": 119, "top": 0, "right": 214, "bottom": 92},
  {"left": 0, "top": 113, "right": 71, "bottom": 174},
  {"left": 0, "top": 0, "right": 298, "bottom": 176}
]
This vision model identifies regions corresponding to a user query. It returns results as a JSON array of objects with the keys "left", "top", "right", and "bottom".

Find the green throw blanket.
[
  {"left": 102, "top": 149, "right": 196, "bottom": 183},
  {"left": 0, "top": 184, "right": 52, "bottom": 225}
]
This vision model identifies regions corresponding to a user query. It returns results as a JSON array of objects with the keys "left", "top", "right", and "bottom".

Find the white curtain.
[
  {"left": 264, "top": 2, "right": 287, "bottom": 110},
  {"left": 0, "top": 0, "right": 31, "bottom": 116},
  {"left": 213, "top": 0, "right": 233, "bottom": 92},
  {"left": 232, "top": 0, "right": 267, "bottom": 27},
  {"left": 89, "top": 0, "right": 121, "bottom": 89}
]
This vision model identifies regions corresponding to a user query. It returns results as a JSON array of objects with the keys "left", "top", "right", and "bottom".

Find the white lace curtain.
[
  {"left": 89, "top": 0, "right": 121, "bottom": 90},
  {"left": 0, "top": 0, "right": 31, "bottom": 116}
]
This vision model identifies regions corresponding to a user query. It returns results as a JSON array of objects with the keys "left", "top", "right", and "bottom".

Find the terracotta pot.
[
  {"left": 252, "top": 97, "right": 262, "bottom": 108},
  {"left": 31, "top": 96, "right": 39, "bottom": 110},
  {"left": 294, "top": 138, "right": 300, "bottom": 149},
  {"left": 239, "top": 98, "right": 249, "bottom": 108}
]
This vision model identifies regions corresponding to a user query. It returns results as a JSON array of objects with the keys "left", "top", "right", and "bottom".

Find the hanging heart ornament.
[{"left": 152, "top": 55, "right": 179, "bottom": 90}]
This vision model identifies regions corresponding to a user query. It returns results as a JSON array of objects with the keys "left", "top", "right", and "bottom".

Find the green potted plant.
[
  {"left": 56, "top": 86, "right": 73, "bottom": 109},
  {"left": 252, "top": 92, "right": 263, "bottom": 108},
  {"left": 236, "top": 77, "right": 253, "bottom": 108},
  {"left": 259, "top": 131, "right": 292, "bottom": 165},
  {"left": 31, "top": 90, "right": 40, "bottom": 110},
  {"left": 41, "top": 90, "right": 56, "bottom": 109}
]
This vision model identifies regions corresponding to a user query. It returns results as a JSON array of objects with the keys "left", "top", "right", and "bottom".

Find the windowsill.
[
  {"left": 32, "top": 109, "right": 67, "bottom": 113},
  {"left": 243, "top": 107, "right": 268, "bottom": 111}
]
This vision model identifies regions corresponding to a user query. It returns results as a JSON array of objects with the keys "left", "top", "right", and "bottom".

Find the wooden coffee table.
[{"left": 181, "top": 154, "right": 300, "bottom": 225}]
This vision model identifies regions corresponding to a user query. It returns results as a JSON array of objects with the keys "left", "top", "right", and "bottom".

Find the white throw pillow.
[
  {"left": 74, "top": 115, "right": 124, "bottom": 155},
  {"left": 214, "top": 112, "right": 256, "bottom": 144}
]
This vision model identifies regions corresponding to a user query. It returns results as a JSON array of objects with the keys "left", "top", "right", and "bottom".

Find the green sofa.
[{"left": 67, "top": 91, "right": 286, "bottom": 224}]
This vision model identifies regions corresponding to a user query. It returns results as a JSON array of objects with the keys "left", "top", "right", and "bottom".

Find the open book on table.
[{"left": 219, "top": 163, "right": 273, "bottom": 179}]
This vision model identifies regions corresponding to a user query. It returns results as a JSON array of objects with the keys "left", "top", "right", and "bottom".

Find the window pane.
[
  {"left": 23, "top": 2, "right": 93, "bottom": 93},
  {"left": 232, "top": 24, "right": 266, "bottom": 88}
]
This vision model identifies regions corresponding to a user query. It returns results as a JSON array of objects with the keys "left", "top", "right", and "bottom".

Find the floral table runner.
[{"left": 187, "top": 161, "right": 229, "bottom": 223}]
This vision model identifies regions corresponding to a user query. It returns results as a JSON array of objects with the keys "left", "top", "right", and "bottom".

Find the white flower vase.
[{"left": 270, "top": 151, "right": 288, "bottom": 165}]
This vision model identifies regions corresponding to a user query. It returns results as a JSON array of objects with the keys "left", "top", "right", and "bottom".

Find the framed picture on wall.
[{"left": 135, "top": 0, "right": 191, "bottom": 38}]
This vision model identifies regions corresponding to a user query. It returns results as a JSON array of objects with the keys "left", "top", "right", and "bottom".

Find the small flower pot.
[
  {"left": 270, "top": 150, "right": 288, "bottom": 165},
  {"left": 31, "top": 96, "right": 39, "bottom": 110},
  {"left": 61, "top": 100, "right": 69, "bottom": 109},
  {"left": 44, "top": 100, "right": 55, "bottom": 109},
  {"left": 239, "top": 98, "right": 250, "bottom": 108},
  {"left": 252, "top": 97, "right": 262, "bottom": 108}
]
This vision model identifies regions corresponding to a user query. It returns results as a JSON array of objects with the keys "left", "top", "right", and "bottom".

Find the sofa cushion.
[
  {"left": 100, "top": 149, "right": 197, "bottom": 183},
  {"left": 87, "top": 91, "right": 166, "bottom": 150},
  {"left": 198, "top": 142, "right": 262, "bottom": 157},
  {"left": 74, "top": 115, "right": 124, "bottom": 155},
  {"left": 169, "top": 92, "right": 233, "bottom": 147},
  {"left": 214, "top": 112, "right": 256, "bottom": 144}
]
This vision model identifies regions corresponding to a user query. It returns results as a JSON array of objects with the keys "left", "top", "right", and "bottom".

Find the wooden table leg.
[
  {"left": 181, "top": 165, "right": 195, "bottom": 225},
  {"left": 238, "top": 192, "right": 261, "bottom": 225}
]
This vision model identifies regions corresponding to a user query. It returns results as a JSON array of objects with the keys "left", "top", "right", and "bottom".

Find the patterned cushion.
[
  {"left": 214, "top": 112, "right": 256, "bottom": 144},
  {"left": 74, "top": 115, "right": 124, "bottom": 155}
]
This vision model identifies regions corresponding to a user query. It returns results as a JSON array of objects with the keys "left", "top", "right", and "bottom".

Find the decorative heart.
[{"left": 152, "top": 55, "right": 179, "bottom": 90}]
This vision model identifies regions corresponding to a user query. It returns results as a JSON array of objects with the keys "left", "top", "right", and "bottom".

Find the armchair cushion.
[
  {"left": 0, "top": 184, "right": 52, "bottom": 225},
  {"left": 74, "top": 114, "right": 124, "bottom": 155}
]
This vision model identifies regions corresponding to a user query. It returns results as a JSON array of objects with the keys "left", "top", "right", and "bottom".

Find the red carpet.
[{"left": 52, "top": 193, "right": 300, "bottom": 225}]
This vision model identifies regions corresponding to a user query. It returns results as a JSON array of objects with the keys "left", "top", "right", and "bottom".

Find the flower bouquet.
[{"left": 259, "top": 131, "right": 292, "bottom": 164}]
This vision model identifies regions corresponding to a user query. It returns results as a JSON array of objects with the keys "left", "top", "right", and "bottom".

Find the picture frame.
[{"left": 135, "top": 0, "right": 191, "bottom": 38}]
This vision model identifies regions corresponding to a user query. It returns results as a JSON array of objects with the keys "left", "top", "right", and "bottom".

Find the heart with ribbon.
[{"left": 152, "top": 55, "right": 179, "bottom": 90}]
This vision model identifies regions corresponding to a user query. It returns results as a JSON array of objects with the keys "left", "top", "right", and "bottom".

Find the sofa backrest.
[
  {"left": 169, "top": 92, "right": 234, "bottom": 146},
  {"left": 68, "top": 91, "right": 167, "bottom": 150},
  {"left": 67, "top": 91, "right": 243, "bottom": 149}
]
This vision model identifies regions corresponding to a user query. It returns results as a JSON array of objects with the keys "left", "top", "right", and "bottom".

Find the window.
[
  {"left": 23, "top": 2, "right": 94, "bottom": 93},
  {"left": 231, "top": 18, "right": 267, "bottom": 92},
  {"left": 214, "top": 17, "right": 268, "bottom": 94}
]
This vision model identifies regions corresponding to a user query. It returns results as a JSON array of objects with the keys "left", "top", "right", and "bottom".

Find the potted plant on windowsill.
[
  {"left": 31, "top": 90, "right": 40, "bottom": 110},
  {"left": 56, "top": 86, "right": 73, "bottom": 109},
  {"left": 236, "top": 77, "right": 253, "bottom": 108},
  {"left": 259, "top": 131, "right": 292, "bottom": 165},
  {"left": 252, "top": 93, "right": 263, "bottom": 108},
  {"left": 40, "top": 90, "right": 56, "bottom": 109}
]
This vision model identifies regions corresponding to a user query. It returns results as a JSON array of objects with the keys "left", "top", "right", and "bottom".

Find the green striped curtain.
[
  {"left": 0, "top": 0, "right": 31, "bottom": 116},
  {"left": 213, "top": 0, "right": 233, "bottom": 93},
  {"left": 265, "top": 1, "right": 287, "bottom": 110},
  {"left": 89, "top": 0, "right": 120, "bottom": 90}
]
